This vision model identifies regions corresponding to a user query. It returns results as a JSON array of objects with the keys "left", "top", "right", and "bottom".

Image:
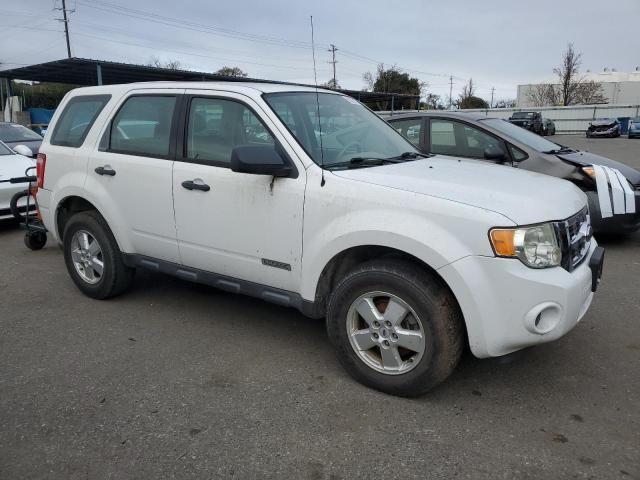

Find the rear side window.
[
  {"left": 109, "top": 96, "right": 177, "bottom": 157},
  {"left": 50, "top": 95, "right": 111, "bottom": 147}
]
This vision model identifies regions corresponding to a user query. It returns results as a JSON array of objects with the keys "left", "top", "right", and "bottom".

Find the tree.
[
  {"left": 456, "top": 78, "right": 489, "bottom": 109},
  {"left": 215, "top": 66, "right": 248, "bottom": 77},
  {"left": 322, "top": 78, "right": 340, "bottom": 89},
  {"left": 362, "top": 64, "right": 425, "bottom": 97},
  {"left": 146, "top": 56, "right": 182, "bottom": 70},
  {"left": 9, "top": 81, "right": 77, "bottom": 109},
  {"left": 422, "top": 93, "right": 445, "bottom": 110},
  {"left": 527, "top": 84, "right": 554, "bottom": 107},
  {"left": 547, "top": 43, "right": 607, "bottom": 106}
]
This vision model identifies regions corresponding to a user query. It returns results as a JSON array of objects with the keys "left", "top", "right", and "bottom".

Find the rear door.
[
  {"left": 85, "top": 89, "right": 183, "bottom": 263},
  {"left": 172, "top": 90, "right": 306, "bottom": 292}
]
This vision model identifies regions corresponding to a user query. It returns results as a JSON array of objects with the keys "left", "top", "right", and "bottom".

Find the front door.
[
  {"left": 427, "top": 118, "right": 511, "bottom": 164},
  {"left": 172, "top": 91, "right": 306, "bottom": 292}
]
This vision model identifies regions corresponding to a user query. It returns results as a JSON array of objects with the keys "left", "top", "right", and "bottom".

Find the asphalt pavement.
[{"left": 0, "top": 136, "right": 638, "bottom": 479}]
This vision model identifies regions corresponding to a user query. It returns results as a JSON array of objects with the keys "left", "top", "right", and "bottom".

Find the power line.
[
  {"left": 72, "top": 31, "right": 330, "bottom": 73},
  {"left": 76, "top": 0, "right": 313, "bottom": 50}
]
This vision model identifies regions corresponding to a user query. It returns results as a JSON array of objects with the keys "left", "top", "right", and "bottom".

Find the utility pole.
[
  {"left": 57, "top": 0, "right": 73, "bottom": 58},
  {"left": 327, "top": 44, "right": 338, "bottom": 88},
  {"left": 448, "top": 75, "right": 454, "bottom": 110},
  {"left": 490, "top": 87, "right": 495, "bottom": 108}
]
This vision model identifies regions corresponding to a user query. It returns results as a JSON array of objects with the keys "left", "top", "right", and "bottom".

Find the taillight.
[{"left": 36, "top": 153, "right": 46, "bottom": 189}]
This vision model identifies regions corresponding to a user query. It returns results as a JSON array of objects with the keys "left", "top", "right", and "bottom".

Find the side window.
[
  {"left": 392, "top": 118, "right": 422, "bottom": 147},
  {"left": 430, "top": 120, "right": 457, "bottom": 154},
  {"left": 186, "top": 98, "right": 275, "bottom": 165},
  {"left": 508, "top": 144, "right": 528, "bottom": 162},
  {"left": 109, "top": 96, "right": 176, "bottom": 157},
  {"left": 430, "top": 119, "right": 504, "bottom": 159},
  {"left": 50, "top": 95, "right": 111, "bottom": 147}
]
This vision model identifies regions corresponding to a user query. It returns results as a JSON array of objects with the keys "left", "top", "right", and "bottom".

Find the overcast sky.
[{"left": 2, "top": 0, "right": 639, "bottom": 101}]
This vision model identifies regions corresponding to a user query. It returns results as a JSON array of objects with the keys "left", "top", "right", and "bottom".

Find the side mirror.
[
  {"left": 13, "top": 145, "right": 34, "bottom": 158},
  {"left": 230, "top": 145, "right": 292, "bottom": 177},
  {"left": 484, "top": 146, "right": 507, "bottom": 162}
]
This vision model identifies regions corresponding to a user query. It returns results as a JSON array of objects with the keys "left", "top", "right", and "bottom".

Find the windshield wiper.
[
  {"left": 542, "top": 146, "right": 575, "bottom": 154},
  {"left": 326, "top": 157, "right": 401, "bottom": 170},
  {"left": 326, "top": 152, "right": 429, "bottom": 170},
  {"left": 387, "top": 151, "right": 430, "bottom": 160}
]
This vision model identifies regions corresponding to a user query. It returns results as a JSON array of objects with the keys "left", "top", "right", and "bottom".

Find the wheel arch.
[
  {"left": 54, "top": 195, "right": 129, "bottom": 252},
  {"left": 307, "top": 244, "right": 465, "bottom": 334}
]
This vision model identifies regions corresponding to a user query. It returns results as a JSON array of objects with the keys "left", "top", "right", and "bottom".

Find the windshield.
[
  {"left": 263, "top": 92, "right": 420, "bottom": 168},
  {"left": 480, "top": 118, "right": 562, "bottom": 152},
  {"left": 0, "top": 142, "right": 13, "bottom": 155},
  {"left": 0, "top": 123, "right": 43, "bottom": 143},
  {"left": 512, "top": 112, "right": 534, "bottom": 119}
]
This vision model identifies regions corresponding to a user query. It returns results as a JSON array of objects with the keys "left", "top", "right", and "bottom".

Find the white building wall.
[{"left": 517, "top": 70, "right": 640, "bottom": 107}]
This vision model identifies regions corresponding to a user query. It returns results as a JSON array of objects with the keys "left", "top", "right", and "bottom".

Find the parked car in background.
[
  {"left": 586, "top": 118, "right": 620, "bottom": 138},
  {"left": 628, "top": 117, "right": 640, "bottom": 139},
  {"left": 37, "top": 82, "right": 604, "bottom": 396},
  {"left": 542, "top": 118, "right": 556, "bottom": 136},
  {"left": 387, "top": 111, "right": 640, "bottom": 235},
  {"left": 0, "top": 141, "right": 36, "bottom": 221},
  {"left": 0, "top": 122, "right": 43, "bottom": 156},
  {"left": 508, "top": 111, "right": 543, "bottom": 135}
]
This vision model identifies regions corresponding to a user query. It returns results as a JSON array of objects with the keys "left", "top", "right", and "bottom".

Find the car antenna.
[{"left": 310, "top": 15, "right": 326, "bottom": 187}]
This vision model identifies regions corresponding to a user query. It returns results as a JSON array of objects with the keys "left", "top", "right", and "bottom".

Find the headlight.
[
  {"left": 490, "top": 223, "right": 562, "bottom": 268},
  {"left": 582, "top": 166, "right": 595, "bottom": 178}
]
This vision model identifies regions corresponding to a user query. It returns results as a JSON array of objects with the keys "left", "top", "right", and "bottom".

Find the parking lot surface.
[{"left": 1, "top": 137, "right": 638, "bottom": 479}]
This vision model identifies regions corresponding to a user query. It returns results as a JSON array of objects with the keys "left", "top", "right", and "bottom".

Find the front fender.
[{"left": 299, "top": 205, "right": 502, "bottom": 301}]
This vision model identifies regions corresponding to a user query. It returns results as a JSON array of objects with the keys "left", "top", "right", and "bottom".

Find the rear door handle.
[
  {"left": 181, "top": 179, "right": 210, "bottom": 192},
  {"left": 95, "top": 165, "right": 116, "bottom": 176}
]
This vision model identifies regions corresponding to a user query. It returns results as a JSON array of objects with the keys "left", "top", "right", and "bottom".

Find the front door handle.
[
  {"left": 181, "top": 179, "right": 210, "bottom": 192},
  {"left": 95, "top": 165, "right": 116, "bottom": 176}
]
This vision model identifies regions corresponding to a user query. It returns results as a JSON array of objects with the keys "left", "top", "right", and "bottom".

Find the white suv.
[{"left": 37, "top": 82, "right": 604, "bottom": 396}]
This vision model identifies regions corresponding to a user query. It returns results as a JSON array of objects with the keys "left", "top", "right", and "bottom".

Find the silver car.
[{"left": 0, "top": 141, "right": 36, "bottom": 221}]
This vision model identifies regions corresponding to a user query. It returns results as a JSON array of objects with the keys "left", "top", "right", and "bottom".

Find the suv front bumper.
[{"left": 438, "top": 239, "right": 602, "bottom": 358}]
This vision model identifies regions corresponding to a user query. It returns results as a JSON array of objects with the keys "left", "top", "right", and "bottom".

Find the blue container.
[
  {"left": 617, "top": 117, "right": 630, "bottom": 135},
  {"left": 28, "top": 108, "right": 55, "bottom": 125}
]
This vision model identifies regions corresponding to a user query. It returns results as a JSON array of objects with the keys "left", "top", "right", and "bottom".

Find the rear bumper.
[{"left": 438, "top": 239, "right": 600, "bottom": 358}]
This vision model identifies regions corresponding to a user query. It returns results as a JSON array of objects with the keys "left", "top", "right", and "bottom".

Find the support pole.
[{"left": 96, "top": 64, "right": 103, "bottom": 85}]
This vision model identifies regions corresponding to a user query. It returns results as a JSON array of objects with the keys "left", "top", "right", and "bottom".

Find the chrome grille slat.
[{"left": 557, "top": 207, "right": 591, "bottom": 272}]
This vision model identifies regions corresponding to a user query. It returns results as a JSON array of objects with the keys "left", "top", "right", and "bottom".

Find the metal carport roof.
[{"left": 0, "top": 58, "right": 420, "bottom": 111}]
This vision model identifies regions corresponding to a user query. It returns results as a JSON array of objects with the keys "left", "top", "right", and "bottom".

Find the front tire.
[
  {"left": 326, "top": 259, "right": 464, "bottom": 397},
  {"left": 63, "top": 211, "right": 134, "bottom": 299}
]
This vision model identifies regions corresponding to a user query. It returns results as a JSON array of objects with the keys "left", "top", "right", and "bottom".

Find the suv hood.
[
  {"left": 557, "top": 150, "right": 640, "bottom": 186},
  {"left": 332, "top": 157, "right": 586, "bottom": 225}
]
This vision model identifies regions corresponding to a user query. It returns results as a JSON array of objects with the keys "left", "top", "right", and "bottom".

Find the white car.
[
  {"left": 36, "top": 82, "right": 604, "bottom": 396},
  {"left": 0, "top": 141, "right": 36, "bottom": 221}
]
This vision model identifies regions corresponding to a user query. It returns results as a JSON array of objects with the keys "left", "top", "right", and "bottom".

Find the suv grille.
[{"left": 556, "top": 207, "right": 591, "bottom": 272}]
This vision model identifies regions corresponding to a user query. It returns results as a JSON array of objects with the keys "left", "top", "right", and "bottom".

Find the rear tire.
[
  {"left": 63, "top": 210, "right": 134, "bottom": 299},
  {"left": 326, "top": 259, "right": 464, "bottom": 397}
]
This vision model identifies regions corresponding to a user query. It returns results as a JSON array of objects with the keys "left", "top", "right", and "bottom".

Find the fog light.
[{"left": 524, "top": 302, "right": 562, "bottom": 334}]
